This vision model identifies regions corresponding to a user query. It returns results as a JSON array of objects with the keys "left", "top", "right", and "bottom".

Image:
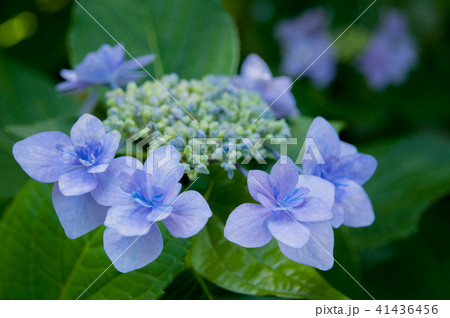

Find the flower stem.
[{"left": 235, "top": 162, "right": 248, "bottom": 178}]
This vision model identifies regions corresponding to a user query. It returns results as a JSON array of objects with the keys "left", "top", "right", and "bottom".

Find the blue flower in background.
[
  {"left": 356, "top": 9, "right": 418, "bottom": 91},
  {"left": 56, "top": 44, "right": 155, "bottom": 93},
  {"left": 275, "top": 8, "right": 337, "bottom": 89},
  {"left": 224, "top": 156, "right": 336, "bottom": 270},
  {"left": 92, "top": 146, "right": 212, "bottom": 273},
  {"left": 234, "top": 54, "right": 299, "bottom": 118},
  {"left": 303, "top": 117, "right": 377, "bottom": 228},
  {"left": 13, "top": 114, "right": 121, "bottom": 238}
]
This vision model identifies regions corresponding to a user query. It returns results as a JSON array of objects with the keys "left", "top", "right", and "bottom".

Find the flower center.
[{"left": 74, "top": 145, "right": 98, "bottom": 167}]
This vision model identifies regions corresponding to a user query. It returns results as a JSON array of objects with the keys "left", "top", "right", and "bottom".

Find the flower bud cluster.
[{"left": 103, "top": 74, "right": 290, "bottom": 179}]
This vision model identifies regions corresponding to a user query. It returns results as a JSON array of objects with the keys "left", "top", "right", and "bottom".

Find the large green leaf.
[
  {"left": 0, "top": 181, "right": 190, "bottom": 299},
  {"left": 343, "top": 132, "right": 450, "bottom": 250},
  {"left": 68, "top": 0, "right": 239, "bottom": 78},
  {"left": 190, "top": 166, "right": 347, "bottom": 300},
  {"left": 0, "top": 53, "right": 79, "bottom": 199}
]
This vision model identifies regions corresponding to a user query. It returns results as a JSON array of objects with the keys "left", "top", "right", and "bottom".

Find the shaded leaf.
[{"left": 0, "top": 181, "right": 190, "bottom": 299}]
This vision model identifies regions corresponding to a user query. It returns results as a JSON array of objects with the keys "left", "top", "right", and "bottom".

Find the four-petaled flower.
[
  {"left": 303, "top": 117, "right": 377, "bottom": 228},
  {"left": 92, "top": 145, "right": 212, "bottom": 273},
  {"left": 56, "top": 44, "right": 155, "bottom": 94},
  {"left": 224, "top": 156, "right": 336, "bottom": 270},
  {"left": 356, "top": 9, "right": 417, "bottom": 91},
  {"left": 13, "top": 114, "right": 121, "bottom": 238},
  {"left": 234, "top": 54, "right": 299, "bottom": 118}
]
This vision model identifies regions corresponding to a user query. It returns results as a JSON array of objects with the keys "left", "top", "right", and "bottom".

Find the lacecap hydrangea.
[{"left": 103, "top": 74, "right": 291, "bottom": 179}]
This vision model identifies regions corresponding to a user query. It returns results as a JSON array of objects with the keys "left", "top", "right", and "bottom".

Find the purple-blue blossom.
[
  {"left": 224, "top": 156, "right": 336, "bottom": 270},
  {"left": 92, "top": 145, "right": 212, "bottom": 273},
  {"left": 356, "top": 9, "right": 418, "bottom": 91},
  {"left": 234, "top": 54, "right": 299, "bottom": 118},
  {"left": 13, "top": 114, "right": 121, "bottom": 238},
  {"left": 275, "top": 8, "right": 337, "bottom": 89},
  {"left": 56, "top": 44, "right": 155, "bottom": 94},
  {"left": 302, "top": 117, "right": 377, "bottom": 228}
]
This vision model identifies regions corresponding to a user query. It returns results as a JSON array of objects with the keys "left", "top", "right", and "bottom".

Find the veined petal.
[
  {"left": 96, "top": 132, "right": 121, "bottom": 164},
  {"left": 163, "top": 190, "right": 212, "bottom": 238},
  {"left": 144, "top": 145, "right": 184, "bottom": 187},
  {"left": 290, "top": 197, "right": 333, "bottom": 222},
  {"left": 58, "top": 168, "right": 97, "bottom": 196},
  {"left": 269, "top": 156, "right": 299, "bottom": 202},
  {"left": 104, "top": 204, "right": 151, "bottom": 237},
  {"left": 70, "top": 113, "right": 105, "bottom": 147},
  {"left": 337, "top": 181, "right": 375, "bottom": 228},
  {"left": 92, "top": 157, "right": 142, "bottom": 206},
  {"left": 267, "top": 212, "right": 310, "bottom": 248},
  {"left": 306, "top": 116, "right": 340, "bottom": 159},
  {"left": 87, "top": 163, "right": 109, "bottom": 174},
  {"left": 331, "top": 203, "right": 345, "bottom": 228},
  {"left": 340, "top": 141, "right": 357, "bottom": 156},
  {"left": 330, "top": 153, "right": 377, "bottom": 185},
  {"left": 241, "top": 54, "right": 273, "bottom": 81},
  {"left": 13, "top": 131, "right": 76, "bottom": 183},
  {"left": 271, "top": 91, "right": 299, "bottom": 118},
  {"left": 52, "top": 184, "right": 107, "bottom": 239},
  {"left": 247, "top": 170, "right": 275, "bottom": 208},
  {"left": 224, "top": 203, "right": 272, "bottom": 248},
  {"left": 103, "top": 225, "right": 163, "bottom": 273},
  {"left": 278, "top": 221, "right": 334, "bottom": 270},
  {"left": 297, "top": 174, "right": 335, "bottom": 209}
]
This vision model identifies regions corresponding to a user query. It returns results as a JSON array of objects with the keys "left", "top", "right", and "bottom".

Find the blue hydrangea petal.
[
  {"left": 247, "top": 170, "right": 276, "bottom": 208},
  {"left": 144, "top": 145, "right": 185, "bottom": 187},
  {"left": 270, "top": 90, "right": 299, "bottom": 118},
  {"left": 58, "top": 168, "right": 97, "bottom": 196},
  {"left": 224, "top": 203, "right": 272, "bottom": 248},
  {"left": 117, "top": 54, "right": 155, "bottom": 74},
  {"left": 267, "top": 212, "right": 310, "bottom": 248},
  {"left": 92, "top": 157, "right": 142, "bottom": 206},
  {"left": 269, "top": 156, "right": 299, "bottom": 202},
  {"left": 297, "top": 174, "right": 335, "bottom": 209},
  {"left": 56, "top": 80, "right": 88, "bottom": 94},
  {"left": 336, "top": 180, "right": 375, "bottom": 227},
  {"left": 70, "top": 113, "right": 105, "bottom": 147},
  {"left": 162, "top": 190, "right": 212, "bottom": 238},
  {"left": 329, "top": 153, "right": 377, "bottom": 185},
  {"left": 241, "top": 53, "right": 273, "bottom": 81},
  {"left": 103, "top": 225, "right": 163, "bottom": 273},
  {"left": 331, "top": 203, "right": 345, "bottom": 228},
  {"left": 87, "top": 163, "right": 109, "bottom": 174},
  {"left": 12, "top": 131, "right": 76, "bottom": 183},
  {"left": 340, "top": 141, "right": 357, "bottom": 156},
  {"left": 278, "top": 221, "right": 334, "bottom": 270},
  {"left": 104, "top": 204, "right": 151, "bottom": 237},
  {"left": 306, "top": 116, "right": 340, "bottom": 159},
  {"left": 301, "top": 159, "right": 320, "bottom": 176},
  {"left": 96, "top": 132, "right": 121, "bottom": 164},
  {"left": 290, "top": 197, "right": 332, "bottom": 223},
  {"left": 52, "top": 183, "right": 108, "bottom": 239}
]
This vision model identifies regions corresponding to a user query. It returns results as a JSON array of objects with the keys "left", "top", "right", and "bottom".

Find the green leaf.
[
  {"left": 68, "top": 0, "right": 240, "bottom": 78},
  {"left": 4, "top": 117, "right": 76, "bottom": 139},
  {"left": 0, "top": 53, "right": 79, "bottom": 199},
  {"left": 344, "top": 132, "right": 450, "bottom": 250},
  {"left": 190, "top": 166, "right": 348, "bottom": 300},
  {"left": 0, "top": 181, "right": 190, "bottom": 299}
]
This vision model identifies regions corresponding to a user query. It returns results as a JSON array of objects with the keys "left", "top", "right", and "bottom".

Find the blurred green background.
[{"left": 0, "top": 0, "right": 449, "bottom": 299}]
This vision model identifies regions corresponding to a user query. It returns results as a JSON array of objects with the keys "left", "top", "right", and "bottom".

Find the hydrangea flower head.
[
  {"left": 356, "top": 9, "right": 417, "bottom": 91},
  {"left": 275, "top": 8, "right": 337, "bottom": 88},
  {"left": 224, "top": 156, "right": 336, "bottom": 270},
  {"left": 234, "top": 54, "right": 299, "bottom": 118},
  {"left": 56, "top": 44, "right": 155, "bottom": 94},
  {"left": 92, "top": 145, "right": 212, "bottom": 273},
  {"left": 13, "top": 114, "right": 120, "bottom": 238},
  {"left": 303, "top": 117, "right": 377, "bottom": 228},
  {"left": 104, "top": 74, "right": 290, "bottom": 179}
]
